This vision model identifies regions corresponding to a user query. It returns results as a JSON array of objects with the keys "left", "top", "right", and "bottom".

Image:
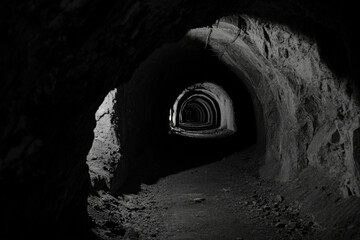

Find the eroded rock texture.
[
  {"left": 188, "top": 16, "right": 360, "bottom": 197},
  {"left": 0, "top": 0, "right": 359, "bottom": 238},
  {"left": 87, "top": 89, "right": 121, "bottom": 191}
]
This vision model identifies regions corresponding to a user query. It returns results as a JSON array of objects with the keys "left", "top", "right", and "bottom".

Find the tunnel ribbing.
[{"left": 169, "top": 82, "right": 236, "bottom": 138}]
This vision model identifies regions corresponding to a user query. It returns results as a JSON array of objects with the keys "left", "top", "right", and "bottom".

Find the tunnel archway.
[
  {"left": 169, "top": 82, "right": 237, "bottom": 138},
  {"left": 2, "top": 1, "right": 360, "bottom": 239},
  {"left": 76, "top": 12, "right": 360, "bottom": 239},
  {"left": 85, "top": 13, "right": 360, "bottom": 238},
  {"left": 111, "top": 35, "right": 259, "bottom": 193}
]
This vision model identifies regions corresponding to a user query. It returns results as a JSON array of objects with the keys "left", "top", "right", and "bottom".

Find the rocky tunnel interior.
[
  {"left": 1, "top": 1, "right": 360, "bottom": 240},
  {"left": 108, "top": 37, "right": 260, "bottom": 193}
]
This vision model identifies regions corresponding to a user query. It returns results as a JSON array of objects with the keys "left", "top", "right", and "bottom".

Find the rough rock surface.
[
  {"left": 188, "top": 15, "right": 360, "bottom": 197},
  {"left": 87, "top": 89, "right": 121, "bottom": 191}
]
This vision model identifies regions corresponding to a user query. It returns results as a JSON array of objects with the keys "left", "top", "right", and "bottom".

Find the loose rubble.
[{"left": 88, "top": 151, "right": 324, "bottom": 240}]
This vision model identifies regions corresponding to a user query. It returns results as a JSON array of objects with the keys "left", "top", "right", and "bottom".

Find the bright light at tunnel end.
[{"left": 169, "top": 82, "right": 237, "bottom": 139}]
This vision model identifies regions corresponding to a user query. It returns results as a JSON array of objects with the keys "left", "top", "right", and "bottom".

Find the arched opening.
[
  {"left": 109, "top": 35, "right": 259, "bottom": 193},
  {"left": 169, "top": 82, "right": 236, "bottom": 138},
  {"left": 86, "top": 14, "right": 360, "bottom": 239},
  {"left": 87, "top": 33, "right": 263, "bottom": 239},
  {"left": 177, "top": 93, "right": 221, "bottom": 130},
  {"left": 2, "top": 1, "right": 360, "bottom": 239}
]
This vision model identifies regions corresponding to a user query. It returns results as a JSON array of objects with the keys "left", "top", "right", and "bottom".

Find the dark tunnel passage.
[
  {"left": 169, "top": 81, "right": 237, "bottom": 137},
  {"left": 2, "top": 1, "right": 360, "bottom": 240},
  {"left": 114, "top": 37, "right": 259, "bottom": 193},
  {"left": 84, "top": 14, "right": 360, "bottom": 239},
  {"left": 172, "top": 88, "right": 223, "bottom": 132}
]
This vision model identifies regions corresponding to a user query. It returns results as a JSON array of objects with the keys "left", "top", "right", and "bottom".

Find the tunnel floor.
[{"left": 88, "top": 147, "right": 326, "bottom": 240}]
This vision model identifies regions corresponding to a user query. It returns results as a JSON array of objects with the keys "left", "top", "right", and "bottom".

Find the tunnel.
[
  {"left": 101, "top": 36, "right": 260, "bottom": 193},
  {"left": 1, "top": 1, "right": 360, "bottom": 240},
  {"left": 169, "top": 82, "right": 237, "bottom": 138}
]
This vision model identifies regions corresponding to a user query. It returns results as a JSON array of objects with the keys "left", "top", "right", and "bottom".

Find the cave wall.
[
  {"left": 1, "top": 0, "right": 359, "bottom": 237},
  {"left": 244, "top": 16, "right": 360, "bottom": 197},
  {"left": 87, "top": 89, "right": 121, "bottom": 191},
  {"left": 189, "top": 15, "right": 360, "bottom": 196}
]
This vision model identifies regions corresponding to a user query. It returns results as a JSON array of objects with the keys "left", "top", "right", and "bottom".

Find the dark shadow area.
[
  {"left": 2, "top": 2, "right": 360, "bottom": 238},
  {"left": 115, "top": 37, "right": 260, "bottom": 194}
]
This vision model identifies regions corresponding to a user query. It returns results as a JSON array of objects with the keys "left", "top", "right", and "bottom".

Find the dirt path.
[{"left": 88, "top": 149, "right": 323, "bottom": 240}]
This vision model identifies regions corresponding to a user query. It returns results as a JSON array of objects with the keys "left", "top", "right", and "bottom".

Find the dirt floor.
[{"left": 88, "top": 147, "right": 328, "bottom": 240}]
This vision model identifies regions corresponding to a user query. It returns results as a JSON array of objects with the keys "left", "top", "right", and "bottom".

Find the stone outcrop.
[{"left": 87, "top": 89, "right": 121, "bottom": 191}]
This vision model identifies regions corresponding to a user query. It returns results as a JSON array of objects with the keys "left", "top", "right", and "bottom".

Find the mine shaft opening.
[
  {"left": 118, "top": 36, "right": 260, "bottom": 193},
  {"left": 169, "top": 82, "right": 237, "bottom": 138},
  {"left": 87, "top": 35, "right": 263, "bottom": 194}
]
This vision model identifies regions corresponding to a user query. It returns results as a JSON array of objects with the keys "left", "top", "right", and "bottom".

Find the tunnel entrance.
[
  {"left": 169, "top": 82, "right": 237, "bottom": 138},
  {"left": 86, "top": 34, "right": 260, "bottom": 194},
  {"left": 113, "top": 36, "right": 259, "bottom": 193},
  {"left": 3, "top": 1, "right": 360, "bottom": 239},
  {"left": 85, "top": 14, "right": 360, "bottom": 240}
]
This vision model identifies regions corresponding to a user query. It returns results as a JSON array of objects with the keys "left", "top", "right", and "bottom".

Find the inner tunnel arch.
[
  {"left": 111, "top": 33, "right": 259, "bottom": 192},
  {"left": 169, "top": 82, "right": 237, "bottom": 138}
]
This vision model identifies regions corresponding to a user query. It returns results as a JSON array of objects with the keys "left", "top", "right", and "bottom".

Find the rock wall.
[
  {"left": 189, "top": 15, "right": 360, "bottom": 196},
  {"left": 87, "top": 89, "right": 121, "bottom": 191}
]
